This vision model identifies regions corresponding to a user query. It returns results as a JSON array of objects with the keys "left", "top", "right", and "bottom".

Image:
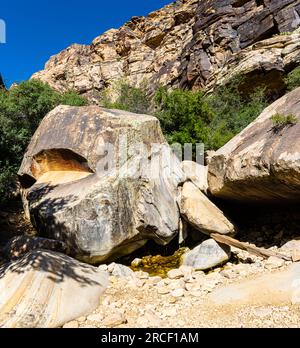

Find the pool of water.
[{"left": 130, "top": 247, "right": 189, "bottom": 278}]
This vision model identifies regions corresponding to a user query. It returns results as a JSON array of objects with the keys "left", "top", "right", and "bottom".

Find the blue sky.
[{"left": 0, "top": 0, "right": 171, "bottom": 87}]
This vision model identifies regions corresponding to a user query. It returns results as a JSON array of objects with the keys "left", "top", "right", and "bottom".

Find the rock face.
[
  {"left": 32, "top": 0, "right": 300, "bottom": 100},
  {"left": 179, "top": 181, "right": 236, "bottom": 235},
  {"left": 183, "top": 238, "right": 231, "bottom": 270},
  {"left": 208, "top": 87, "right": 300, "bottom": 203},
  {"left": 18, "top": 105, "right": 185, "bottom": 263},
  {"left": 0, "top": 250, "right": 108, "bottom": 328}
]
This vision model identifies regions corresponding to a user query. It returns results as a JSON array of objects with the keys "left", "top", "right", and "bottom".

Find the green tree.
[
  {"left": 285, "top": 66, "right": 300, "bottom": 91},
  {"left": 102, "top": 80, "right": 151, "bottom": 114},
  {"left": 0, "top": 79, "right": 87, "bottom": 204}
]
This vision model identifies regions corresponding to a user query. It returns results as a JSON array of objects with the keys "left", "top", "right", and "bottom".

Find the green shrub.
[
  {"left": 154, "top": 77, "right": 267, "bottom": 150},
  {"left": 0, "top": 79, "right": 87, "bottom": 204},
  {"left": 154, "top": 87, "right": 215, "bottom": 147},
  {"left": 285, "top": 66, "right": 300, "bottom": 91},
  {"left": 271, "top": 113, "right": 298, "bottom": 131},
  {"left": 99, "top": 78, "right": 268, "bottom": 151},
  {"left": 102, "top": 80, "right": 151, "bottom": 114}
]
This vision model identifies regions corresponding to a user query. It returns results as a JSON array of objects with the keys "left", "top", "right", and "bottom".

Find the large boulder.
[
  {"left": 179, "top": 181, "right": 236, "bottom": 236},
  {"left": 0, "top": 250, "right": 108, "bottom": 328},
  {"left": 208, "top": 87, "right": 300, "bottom": 203},
  {"left": 18, "top": 105, "right": 185, "bottom": 263}
]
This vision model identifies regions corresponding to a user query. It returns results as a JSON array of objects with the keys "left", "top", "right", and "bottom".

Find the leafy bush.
[
  {"left": 102, "top": 80, "right": 151, "bottom": 114},
  {"left": 154, "top": 77, "right": 268, "bottom": 150},
  {"left": 271, "top": 113, "right": 298, "bottom": 131},
  {"left": 0, "top": 79, "right": 87, "bottom": 204},
  {"left": 285, "top": 66, "right": 300, "bottom": 91},
  {"left": 154, "top": 87, "right": 215, "bottom": 147}
]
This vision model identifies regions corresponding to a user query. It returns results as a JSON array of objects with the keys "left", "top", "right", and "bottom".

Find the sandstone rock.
[
  {"left": 63, "top": 321, "right": 79, "bottom": 329},
  {"left": 171, "top": 288, "right": 185, "bottom": 298},
  {"left": 209, "top": 262, "right": 300, "bottom": 307},
  {"left": 19, "top": 105, "right": 185, "bottom": 263},
  {"left": 265, "top": 256, "right": 285, "bottom": 269},
  {"left": 179, "top": 181, "right": 235, "bottom": 236},
  {"left": 181, "top": 161, "right": 208, "bottom": 193},
  {"left": 110, "top": 264, "right": 134, "bottom": 278},
  {"left": 87, "top": 313, "right": 104, "bottom": 323},
  {"left": 31, "top": 1, "right": 300, "bottom": 100},
  {"left": 0, "top": 250, "right": 108, "bottom": 328},
  {"left": 167, "top": 268, "right": 184, "bottom": 280},
  {"left": 208, "top": 87, "right": 300, "bottom": 203},
  {"left": 101, "top": 312, "right": 127, "bottom": 327},
  {"left": 182, "top": 239, "right": 231, "bottom": 271},
  {"left": 157, "top": 287, "right": 170, "bottom": 295}
]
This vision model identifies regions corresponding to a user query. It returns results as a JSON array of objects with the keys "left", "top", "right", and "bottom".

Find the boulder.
[
  {"left": 181, "top": 161, "right": 208, "bottom": 193},
  {"left": 18, "top": 105, "right": 185, "bottom": 263},
  {"left": 1, "top": 235, "right": 67, "bottom": 261},
  {"left": 208, "top": 87, "right": 300, "bottom": 203},
  {"left": 179, "top": 181, "right": 235, "bottom": 236},
  {"left": 209, "top": 262, "right": 300, "bottom": 307},
  {"left": 0, "top": 250, "right": 108, "bottom": 328},
  {"left": 182, "top": 239, "right": 231, "bottom": 271}
]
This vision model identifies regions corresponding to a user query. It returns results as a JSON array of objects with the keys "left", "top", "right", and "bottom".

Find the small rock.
[
  {"left": 254, "top": 307, "right": 273, "bottom": 318},
  {"left": 156, "top": 280, "right": 166, "bottom": 287},
  {"left": 98, "top": 264, "right": 108, "bottom": 271},
  {"left": 171, "top": 288, "right": 185, "bottom": 298},
  {"left": 164, "top": 307, "right": 177, "bottom": 317},
  {"left": 87, "top": 313, "right": 104, "bottom": 322},
  {"left": 63, "top": 321, "right": 79, "bottom": 329},
  {"left": 102, "top": 313, "right": 127, "bottom": 327},
  {"left": 183, "top": 239, "right": 231, "bottom": 271},
  {"left": 108, "top": 263, "right": 116, "bottom": 273},
  {"left": 111, "top": 264, "right": 134, "bottom": 278},
  {"left": 148, "top": 276, "right": 162, "bottom": 285},
  {"left": 77, "top": 316, "right": 86, "bottom": 323},
  {"left": 158, "top": 287, "right": 170, "bottom": 295},
  {"left": 292, "top": 251, "right": 300, "bottom": 262},
  {"left": 135, "top": 271, "right": 149, "bottom": 279},
  {"left": 168, "top": 279, "right": 185, "bottom": 290},
  {"left": 131, "top": 258, "right": 142, "bottom": 267},
  {"left": 265, "top": 256, "right": 285, "bottom": 269},
  {"left": 167, "top": 268, "right": 184, "bottom": 279},
  {"left": 190, "top": 290, "right": 203, "bottom": 297}
]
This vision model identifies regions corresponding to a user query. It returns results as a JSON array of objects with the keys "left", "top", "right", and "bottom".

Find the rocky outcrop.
[
  {"left": 208, "top": 87, "right": 300, "bottom": 203},
  {"left": 32, "top": 0, "right": 300, "bottom": 100},
  {"left": 0, "top": 250, "right": 108, "bottom": 328},
  {"left": 18, "top": 105, "right": 185, "bottom": 263}
]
